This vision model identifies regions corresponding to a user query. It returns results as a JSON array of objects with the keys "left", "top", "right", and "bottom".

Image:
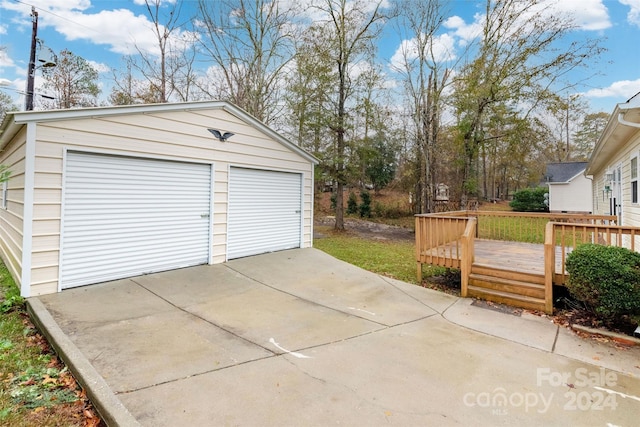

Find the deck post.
[
  {"left": 543, "top": 222, "right": 555, "bottom": 314},
  {"left": 460, "top": 218, "right": 476, "bottom": 298}
]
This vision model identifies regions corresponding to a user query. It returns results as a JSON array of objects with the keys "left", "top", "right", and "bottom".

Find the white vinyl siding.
[
  {"left": 227, "top": 167, "right": 302, "bottom": 259},
  {"left": 1, "top": 102, "right": 315, "bottom": 296},
  {"left": 0, "top": 132, "right": 26, "bottom": 287},
  {"left": 60, "top": 152, "right": 212, "bottom": 288}
]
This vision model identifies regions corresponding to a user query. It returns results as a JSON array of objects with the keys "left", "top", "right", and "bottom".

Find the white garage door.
[
  {"left": 61, "top": 152, "right": 212, "bottom": 289},
  {"left": 227, "top": 167, "right": 302, "bottom": 259}
]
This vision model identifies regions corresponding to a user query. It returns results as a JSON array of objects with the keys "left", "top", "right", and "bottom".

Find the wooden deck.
[
  {"left": 422, "top": 239, "right": 567, "bottom": 276},
  {"left": 415, "top": 211, "right": 624, "bottom": 314},
  {"left": 423, "top": 239, "right": 571, "bottom": 312},
  {"left": 471, "top": 239, "right": 566, "bottom": 276}
]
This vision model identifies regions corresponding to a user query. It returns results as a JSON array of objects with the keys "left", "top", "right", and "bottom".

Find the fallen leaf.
[{"left": 42, "top": 375, "right": 58, "bottom": 385}]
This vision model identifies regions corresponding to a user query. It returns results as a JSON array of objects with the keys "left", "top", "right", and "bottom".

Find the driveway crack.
[
  {"left": 379, "top": 275, "right": 459, "bottom": 315},
  {"left": 130, "top": 278, "right": 277, "bottom": 355},
  {"left": 223, "top": 264, "right": 389, "bottom": 327}
]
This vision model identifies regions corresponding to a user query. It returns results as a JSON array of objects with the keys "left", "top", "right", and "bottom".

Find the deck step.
[
  {"left": 467, "top": 286, "right": 547, "bottom": 312},
  {"left": 468, "top": 274, "right": 545, "bottom": 299},
  {"left": 471, "top": 263, "right": 545, "bottom": 285},
  {"left": 467, "top": 263, "right": 548, "bottom": 312}
]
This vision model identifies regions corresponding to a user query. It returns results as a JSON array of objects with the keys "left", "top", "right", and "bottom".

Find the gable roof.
[
  {"left": 587, "top": 91, "right": 640, "bottom": 176},
  {"left": 545, "top": 162, "right": 588, "bottom": 183},
  {"left": 0, "top": 100, "right": 318, "bottom": 164}
]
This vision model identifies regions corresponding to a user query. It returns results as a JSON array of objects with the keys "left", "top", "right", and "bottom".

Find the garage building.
[{"left": 0, "top": 101, "right": 317, "bottom": 296}]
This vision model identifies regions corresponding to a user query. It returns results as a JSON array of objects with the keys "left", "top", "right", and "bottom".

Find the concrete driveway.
[{"left": 30, "top": 248, "right": 640, "bottom": 426}]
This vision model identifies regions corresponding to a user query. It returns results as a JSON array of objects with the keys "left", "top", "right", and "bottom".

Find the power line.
[{"left": 12, "top": 0, "right": 104, "bottom": 36}]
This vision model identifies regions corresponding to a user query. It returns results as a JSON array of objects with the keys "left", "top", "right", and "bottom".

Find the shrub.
[
  {"left": 373, "top": 201, "right": 384, "bottom": 218},
  {"left": 359, "top": 190, "right": 372, "bottom": 218},
  {"left": 330, "top": 192, "right": 337, "bottom": 210},
  {"left": 565, "top": 244, "right": 640, "bottom": 321},
  {"left": 346, "top": 191, "right": 358, "bottom": 215},
  {"left": 373, "top": 201, "right": 411, "bottom": 219},
  {"left": 509, "top": 187, "right": 548, "bottom": 212}
]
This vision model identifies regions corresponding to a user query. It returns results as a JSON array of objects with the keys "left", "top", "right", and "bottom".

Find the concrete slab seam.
[
  {"left": 129, "top": 277, "right": 277, "bottom": 355},
  {"left": 116, "top": 352, "right": 280, "bottom": 394},
  {"left": 379, "top": 275, "right": 459, "bottom": 314},
  {"left": 116, "top": 323, "right": 395, "bottom": 396},
  {"left": 551, "top": 324, "right": 560, "bottom": 352},
  {"left": 222, "top": 264, "right": 390, "bottom": 327},
  {"left": 26, "top": 298, "right": 140, "bottom": 427}
]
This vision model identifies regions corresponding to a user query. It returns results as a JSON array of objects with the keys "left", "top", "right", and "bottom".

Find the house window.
[
  {"left": 1, "top": 181, "right": 7, "bottom": 210},
  {"left": 632, "top": 156, "right": 638, "bottom": 204}
]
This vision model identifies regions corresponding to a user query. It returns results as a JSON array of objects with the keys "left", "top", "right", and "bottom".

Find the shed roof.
[
  {"left": 545, "top": 162, "right": 588, "bottom": 183},
  {"left": 0, "top": 100, "right": 318, "bottom": 164}
]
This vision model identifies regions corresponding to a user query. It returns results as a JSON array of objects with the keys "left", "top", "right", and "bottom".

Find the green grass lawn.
[
  {"left": 0, "top": 263, "right": 97, "bottom": 426},
  {"left": 477, "top": 215, "right": 549, "bottom": 243},
  {"left": 314, "top": 226, "right": 445, "bottom": 284}
]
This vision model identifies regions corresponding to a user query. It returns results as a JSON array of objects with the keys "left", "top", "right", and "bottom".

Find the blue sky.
[{"left": 1, "top": 0, "right": 639, "bottom": 113}]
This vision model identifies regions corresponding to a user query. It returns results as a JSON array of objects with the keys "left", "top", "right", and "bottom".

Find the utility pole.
[
  {"left": 565, "top": 96, "right": 570, "bottom": 161},
  {"left": 25, "top": 6, "right": 38, "bottom": 111}
]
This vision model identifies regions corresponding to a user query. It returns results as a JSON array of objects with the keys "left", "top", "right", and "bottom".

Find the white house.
[
  {"left": 0, "top": 101, "right": 317, "bottom": 297},
  {"left": 586, "top": 92, "right": 640, "bottom": 225},
  {"left": 544, "top": 162, "right": 592, "bottom": 213}
]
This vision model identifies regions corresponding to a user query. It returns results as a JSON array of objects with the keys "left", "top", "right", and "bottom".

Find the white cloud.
[
  {"left": 620, "top": 0, "right": 640, "bottom": 26},
  {"left": 276, "top": 0, "right": 392, "bottom": 27},
  {"left": 390, "top": 33, "right": 456, "bottom": 70},
  {"left": 0, "top": 48, "right": 15, "bottom": 68},
  {"left": 133, "top": 0, "right": 177, "bottom": 5},
  {"left": 442, "top": 0, "right": 611, "bottom": 48},
  {"left": 444, "top": 13, "right": 483, "bottom": 45},
  {"left": 539, "top": 0, "right": 611, "bottom": 31},
  {"left": 87, "top": 60, "right": 110, "bottom": 73},
  {"left": 0, "top": 0, "right": 195, "bottom": 57},
  {"left": 583, "top": 79, "right": 640, "bottom": 99}
]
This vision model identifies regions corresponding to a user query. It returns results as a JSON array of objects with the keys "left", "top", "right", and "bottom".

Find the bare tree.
[
  {"left": 109, "top": 58, "right": 139, "bottom": 105},
  {"left": 195, "top": 0, "right": 295, "bottom": 123},
  {"left": 572, "top": 111, "right": 609, "bottom": 161},
  {"left": 393, "top": 0, "right": 451, "bottom": 213},
  {"left": 536, "top": 93, "right": 588, "bottom": 162},
  {"left": 126, "top": 0, "right": 199, "bottom": 103},
  {"left": 284, "top": 24, "right": 335, "bottom": 197},
  {"left": 306, "top": 0, "right": 386, "bottom": 230}
]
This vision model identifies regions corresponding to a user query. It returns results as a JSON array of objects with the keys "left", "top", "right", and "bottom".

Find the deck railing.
[
  {"left": 415, "top": 212, "right": 469, "bottom": 279},
  {"left": 546, "top": 222, "right": 640, "bottom": 285},
  {"left": 471, "top": 211, "right": 617, "bottom": 243},
  {"left": 416, "top": 210, "right": 619, "bottom": 314},
  {"left": 416, "top": 211, "right": 617, "bottom": 268}
]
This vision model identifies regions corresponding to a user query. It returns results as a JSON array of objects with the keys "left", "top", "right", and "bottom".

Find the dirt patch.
[{"left": 315, "top": 216, "right": 414, "bottom": 242}]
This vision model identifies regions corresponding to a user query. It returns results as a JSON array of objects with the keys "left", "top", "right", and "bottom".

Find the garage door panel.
[
  {"left": 61, "top": 152, "right": 211, "bottom": 289},
  {"left": 227, "top": 168, "right": 301, "bottom": 259}
]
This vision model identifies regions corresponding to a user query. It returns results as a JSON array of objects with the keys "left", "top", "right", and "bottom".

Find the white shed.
[
  {"left": 0, "top": 101, "right": 317, "bottom": 297},
  {"left": 544, "top": 162, "right": 592, "bottom": 213}
]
